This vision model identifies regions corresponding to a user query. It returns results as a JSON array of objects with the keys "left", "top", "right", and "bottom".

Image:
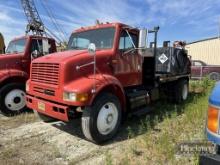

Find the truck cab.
[
  {"left": 200, "top": 83, "right": 220, "bottom": 163},
  {"left": 26, "top": 22, "right": 190, "bottom": 143},
  {"left": 0, "top": 33, "right": 5, "bottom": 54},
  {"left": 0, "top": 35, "right": 56, "bottom": 116},
  {"left": 207, "top": 83, "right": 220, "bottom": 145}
]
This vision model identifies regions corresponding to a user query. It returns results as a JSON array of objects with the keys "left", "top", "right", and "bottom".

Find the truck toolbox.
[
  {"left": 26, "top": 95, "right": 69, "bottom": 121},
  {"left": 155, "top": 47, "right": 189, "bottom": 75}
]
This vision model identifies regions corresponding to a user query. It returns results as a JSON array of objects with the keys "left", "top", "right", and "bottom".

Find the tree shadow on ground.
[{"left": 51, "top": 92, "right": 205, "bottom": 145}]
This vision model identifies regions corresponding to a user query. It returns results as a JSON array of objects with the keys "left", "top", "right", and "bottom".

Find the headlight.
[
  {"left": 63, "top": 92, "right": 88, "bottom": 102},
  {"left": 207, "top": 105, "right": 219, "bottom": 133},
  {"left": 26, "top": 83, "right": 29, "bottom": 92}
]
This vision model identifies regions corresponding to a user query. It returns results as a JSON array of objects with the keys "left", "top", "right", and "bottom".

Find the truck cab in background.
[
  {"left": 26, "top": 22, "right": 190, "bottom": 143},
  {"left": 0, "top": 33, "right": 5, "bottom": 54},
  {"left": 199, "top": 83, "right": 220, "bottom": 164},
  {"left": 0, "top": 35, "right": 56, "bottom": 116}
]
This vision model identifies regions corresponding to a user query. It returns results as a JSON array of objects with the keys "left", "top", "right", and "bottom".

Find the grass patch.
[
  {"left": 0, "top": 112, "right": 39, "bottom": 130},
  {"left": 108, "top": 79, "right": 216, "bottom": 164}
]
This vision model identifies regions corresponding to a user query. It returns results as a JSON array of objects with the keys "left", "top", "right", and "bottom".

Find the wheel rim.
[
  {"left": 182, "top": 84, "right": 188, "bottom": 100},
  {"left": 210, "top": 74, "right": 219, "bottom": 81},
  {"left": 5, "top": 89, "right": 26, "bottom": 111},
  {"left": 97, "top": 102, "right": 119, "bottom": 135}
]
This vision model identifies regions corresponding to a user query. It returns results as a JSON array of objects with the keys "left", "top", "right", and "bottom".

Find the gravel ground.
[{"left": 0, "top": 113, "right": 133, "bottom": 165}]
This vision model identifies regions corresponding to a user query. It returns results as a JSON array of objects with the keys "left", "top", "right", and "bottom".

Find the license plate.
[{"left": 38, "top": 102, "right": 45, "bottom": 111}]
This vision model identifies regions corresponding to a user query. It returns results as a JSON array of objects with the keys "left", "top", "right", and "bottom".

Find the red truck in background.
[
  {"left": 26, "top": 22, "right": 191, "bottom": 143},
  {"left": 0, "top": 33, "right": 5, "bottom": 54},
  {"left": 191, "top": 60, "right": 220, "bottom": 81},
  {"left": 0, "top": 35, "right": 56, "bottom": 116}
]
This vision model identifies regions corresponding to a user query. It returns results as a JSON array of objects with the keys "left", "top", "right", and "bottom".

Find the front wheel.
[
  {"left": 0, "top": 83, "right": 27, "bottom": 116},
  {"left": 81, "top": 93, "right": 122, "bottom": 144}
]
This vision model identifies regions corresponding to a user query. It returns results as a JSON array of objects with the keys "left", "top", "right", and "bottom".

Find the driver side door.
[{"left": 114, "top": 30, "right": 142, "bottom": 87}]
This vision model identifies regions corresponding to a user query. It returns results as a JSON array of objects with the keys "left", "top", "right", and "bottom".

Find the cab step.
[{"left": 130, "top": 106, "right": 153, "bottom": 117}]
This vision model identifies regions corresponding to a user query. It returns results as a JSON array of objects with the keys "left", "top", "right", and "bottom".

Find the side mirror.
[
  {"left": 138, "top": 29, "right": 147, "bottom": 49},
  {"left": 42, "top": 39, "right": 49, "bottom": 55},
  {"left": 88, "top": 43, "right": 96, "bottom": 56},
  {"left": 31, "top": 50, "right": 40, "bottom": 59},
  {"left": 138, "top": 29, "right": 148, "bottom": 56}
]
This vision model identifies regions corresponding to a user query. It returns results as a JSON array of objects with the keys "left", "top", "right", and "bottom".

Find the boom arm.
[{"left": 21, "top": 0, "right": 45, "bottom": 35}]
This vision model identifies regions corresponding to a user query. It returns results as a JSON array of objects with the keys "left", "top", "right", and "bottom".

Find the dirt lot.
[
  {"left": 0, "top": 112, "right": 142, "bottom": 165},
  {"left": 0, "top": 83, "right": 213, "bottom": 165}
]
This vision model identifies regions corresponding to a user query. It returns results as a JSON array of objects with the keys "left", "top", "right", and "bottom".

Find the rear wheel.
[
  {"left": 0, "top": 83, "right": 27, "bottom": 116},
  {"left": 81, "top": 93, "right": 121, "bottom": 144},
  {"left": 209, "top": 72, "right": 220, "bottom": 81},
  {"left": 34, "top": 111, "right": 56, "bottom": 122},
  {"left": 174, "top": 79, "right": 189, "bottom": 103}
]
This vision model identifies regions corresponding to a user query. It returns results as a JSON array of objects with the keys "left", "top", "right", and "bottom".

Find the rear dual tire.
[
  {"left": 81, "top": 93, "right": 121, "bottom": 144},
  {"left": 174, "top": 79, "right": 189, "bottom": 103},
  {"left": 167, "top": 79, "right": 189, "bottom": 103}
]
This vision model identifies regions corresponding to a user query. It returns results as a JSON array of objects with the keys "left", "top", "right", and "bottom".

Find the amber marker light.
[
  {"left": 63, "top": 92, "right": 88, "bottom": 102},
  {"left": 207, "top": 105, "right": 219, "bottom": 133}
]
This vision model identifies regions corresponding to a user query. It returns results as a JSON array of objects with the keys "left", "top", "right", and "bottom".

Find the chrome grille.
[
  {"left": 31, "top": 63, "right": 60, "bottom": 85},
  {"left": 33, "top": 87, "right": 55, "bottom": 96}
]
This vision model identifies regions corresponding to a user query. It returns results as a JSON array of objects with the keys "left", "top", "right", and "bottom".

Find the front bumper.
[{"left": 26, "top": 95, "right": 70, "bottom": 122}]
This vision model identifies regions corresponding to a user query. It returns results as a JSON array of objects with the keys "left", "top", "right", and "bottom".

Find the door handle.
[
  {"left": 111, "top": 59, "right": 118, "bottom": 64},
  {"left": 21, "top": 59, "right": 28, "bottom": 63}
]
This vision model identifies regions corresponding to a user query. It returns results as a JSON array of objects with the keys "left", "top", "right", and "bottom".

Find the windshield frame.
[
  {"left": 67, "top": 27, "right": 116, "bottom": 51},
  {"left": 6, "top": 38, "right": 27, "bottom": 54}
]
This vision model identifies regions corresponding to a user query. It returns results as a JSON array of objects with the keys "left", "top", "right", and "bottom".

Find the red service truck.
[
  {"left": 0, "top": 35, "right": 56, "bottom": 116},
  {"left": 26, "top": 22, "right": 191, "bottom": 143}
]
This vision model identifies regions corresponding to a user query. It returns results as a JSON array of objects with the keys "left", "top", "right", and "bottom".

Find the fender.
[
  {"left": 0, "top": 69, "right": 29, "bottom": 83},
  {"left": 64, "top": 73, "right": 126, "bottom": 110}
]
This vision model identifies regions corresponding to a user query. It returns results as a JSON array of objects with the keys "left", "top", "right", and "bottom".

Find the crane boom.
[{"left": 21, "top": 0, "right": 44, "bottom": 35}]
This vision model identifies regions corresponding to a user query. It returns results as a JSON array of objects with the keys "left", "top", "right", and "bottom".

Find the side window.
[
  {"left": 119, "top": 31, "right": 138, "bottom": 50},
  {"left": 32, "top": 39, "right": 53, "bottom": 55},
  {"left": 31, "top": 39, "right": 43, "bottom": 53},
  {"left": 72, "top": 38, "right": 90, "bottom": 49},
  {"left": 194, "top": 61, "right": 202, "bottom": 66}
]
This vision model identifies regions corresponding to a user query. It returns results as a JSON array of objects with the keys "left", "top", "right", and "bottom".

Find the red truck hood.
[{"left": 32, "top": 50, "right": 88, "bottom": 63}]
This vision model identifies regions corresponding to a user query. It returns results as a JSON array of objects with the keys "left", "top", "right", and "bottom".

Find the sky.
[{"left": 0, "top": 0, "right": 220, "bottom": 46}]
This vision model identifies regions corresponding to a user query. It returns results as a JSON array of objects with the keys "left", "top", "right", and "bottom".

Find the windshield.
[
  {"left": 68, "top": 27, "right": 115, "bottom": 50},
  {"left": 6, "top": 39, "right": 26, "bottom": 54}
]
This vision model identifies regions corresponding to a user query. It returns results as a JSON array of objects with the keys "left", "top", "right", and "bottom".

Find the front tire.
[
  {"left": 0, "top": 83, "right": 27, "bottom": 116},
  {"left": 81, "top": 93, "right": 122, "bottom": 144}
]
